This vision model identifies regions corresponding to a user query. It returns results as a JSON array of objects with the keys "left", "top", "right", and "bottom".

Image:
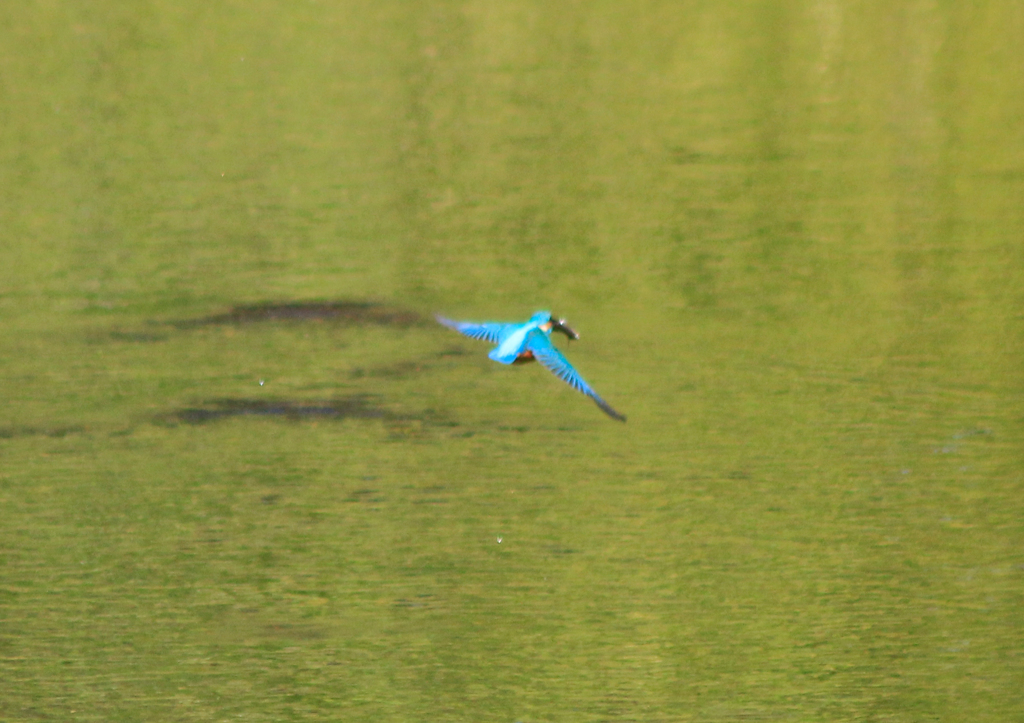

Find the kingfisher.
[{"left": 437, "top": 310, "right": 626, "bottom": 422}]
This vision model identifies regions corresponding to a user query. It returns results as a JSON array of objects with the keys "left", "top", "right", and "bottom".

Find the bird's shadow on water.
[
  {"left": 0, "top": 300, "right": 458, "bottom": 439},
  {"left": 0, "top": 424, "right": 87, "bottom": 440},
  {"left": 157, "top": 395, "right": 392, "bottom": 426},
  {"left": 153, "top": 395, "right": 459, "bottom": 438},
  {"left": 100, "top": 299, "right": 429, "bottom": 343},
  {"left": 149, "top": 300, "right": 462, "bottom": 431},
  {"left": 170, "top": 299, "right": 427, "bottom": 331},
  {"left": 25, "top": 299, "right": 576, "bottom": 438}
]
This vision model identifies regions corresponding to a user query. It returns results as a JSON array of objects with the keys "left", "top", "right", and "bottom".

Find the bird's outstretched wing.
[
  {"left": 526, "top": 330, "right": 626, "bottom": 422},
  {"left": 436, "top": 316, "right": 510, "bottom": 345}
]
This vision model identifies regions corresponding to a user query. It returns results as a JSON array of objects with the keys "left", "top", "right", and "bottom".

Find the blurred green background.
[{"left": 2, "top": 2, "right": 1022, "bottom": 721}]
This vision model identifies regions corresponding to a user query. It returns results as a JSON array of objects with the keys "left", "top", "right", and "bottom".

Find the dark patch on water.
[
  {"left": 98, "top": 300, "right": 426, "bottom": 342},
  {"left": 159, "top": 395, "right": 394, "bottom": 426},
  {"left": 262, "top": 623, "right": 327, "bottom": 640},
  {"left": 344, "top": 488, "right": 385, "bottom": 503},
  {"left": 106, "top": 330, "right": 169, "bottom": 343},
  {"left": 172, "top": 300, "right": 426, "bottom": 329},
  {"left": 411, "top": 497, "right": 449, "bottom": 505},
  {"left": 157, "top": 396, "right": 458, "bottom": 432},
  {"left": 667, "top": 145, "right": 704, "bottom": 164},
  {"left": 350, "top": 360, "right": 429, "bottom": 379},
  {"left": 0, "top": 425, "right": 85, "bottom": 440},
  {"left": 393, "top": 594, "right": 434, "bottom": 609}
]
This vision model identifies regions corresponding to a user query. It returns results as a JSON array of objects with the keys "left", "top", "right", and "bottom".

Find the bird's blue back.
[{"left": 435, "top": 310, "right": 626, "bottom": 421}]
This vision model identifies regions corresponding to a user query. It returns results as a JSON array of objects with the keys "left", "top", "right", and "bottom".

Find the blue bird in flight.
[{"left": 437, "top": 310, "right": 626, "bottom": 422}]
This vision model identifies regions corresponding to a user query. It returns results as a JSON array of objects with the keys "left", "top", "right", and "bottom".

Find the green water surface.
[{"left": 2, "top": 2, "right": 1022, "bottom": 721}]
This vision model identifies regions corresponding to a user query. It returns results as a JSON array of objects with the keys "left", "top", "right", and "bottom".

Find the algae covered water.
[{"left": 2, "top": 2, "right": 1022, "bottom": 721}]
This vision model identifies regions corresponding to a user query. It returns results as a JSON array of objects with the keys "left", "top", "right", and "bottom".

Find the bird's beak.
[{"left": 550, "top": 317, "right": 579, "bottom": 340}]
